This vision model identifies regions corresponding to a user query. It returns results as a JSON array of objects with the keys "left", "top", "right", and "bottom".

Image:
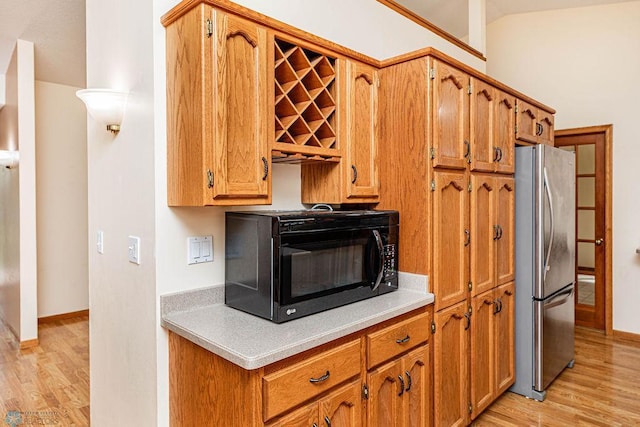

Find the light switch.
[
  {"left": 128, "top": 236, "right": 141, "bottom": 265},
  {"left": 188, "top": 236, "right": 213, "bottom": 264},
  {"left": 97, "top": 230, "right": 104, "bottom": 254}
]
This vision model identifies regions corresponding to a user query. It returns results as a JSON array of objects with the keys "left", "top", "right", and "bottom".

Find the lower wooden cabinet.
[
  {"left": 169, "top": 307, "right": 432, "bottom": 427},
  {"left": 367, "top": 345, "right": 430, "bottom": 427}
]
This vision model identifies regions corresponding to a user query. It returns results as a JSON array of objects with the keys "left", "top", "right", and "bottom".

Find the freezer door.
[
  {"left": 534, "top": 284, "right": 575, "bottom": 391},
  {"left": 538, "top": 145, "right": 576, "bottom": 298}
]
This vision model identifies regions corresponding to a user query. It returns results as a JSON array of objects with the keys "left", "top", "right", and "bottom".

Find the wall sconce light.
[
  {"left": 0, "top": 150, "right": 19, "bottom": 169},
  {"left": 76, "top": 89, "right": 128, "bottom": 134}
]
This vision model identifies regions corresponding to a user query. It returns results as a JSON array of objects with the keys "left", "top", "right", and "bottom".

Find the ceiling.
[
  {"left": 0, "top": 0, "right": 85, "bottom": 88},
  {"left": 0, "top": 0, "right": 635, "bottom": 89},
  {"left": 396, "top": 0, "right": 639, "bottom": 39}
]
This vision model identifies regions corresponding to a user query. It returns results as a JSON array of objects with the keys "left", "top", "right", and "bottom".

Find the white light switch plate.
[
  {"left": 188, "top": 236, "right": 213, "bottom": 265},
  {"left": 128, "top": 236, "right": 141, "bottom": 265}
]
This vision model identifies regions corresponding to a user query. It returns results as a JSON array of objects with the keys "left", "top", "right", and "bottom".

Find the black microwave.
[{"left": 225, "top": 210, "right": 399, "bottom": 323}]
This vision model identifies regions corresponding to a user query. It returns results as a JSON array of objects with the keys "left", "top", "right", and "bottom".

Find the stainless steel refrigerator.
[{"left": 511, "top": 144, "right": 576, "bottom": 401}]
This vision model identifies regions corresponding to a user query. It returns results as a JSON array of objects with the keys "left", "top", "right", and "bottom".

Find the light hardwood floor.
[
  {"left": 0, "top": 315, "right": 89, "bottom": 426},
  {"left": 475, "top": 327, "right": 640, "bottom": 426},
  {"left": 1, "top": 319, "right": 639, "bottom": 426}
]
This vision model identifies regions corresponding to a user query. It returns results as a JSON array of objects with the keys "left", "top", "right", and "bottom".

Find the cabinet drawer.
[
  {"left": 262, "top": 339, "right": 361, "bottom": 421},
  {"left": 366, "top": 312, "right": 430, "bottom": 369}
]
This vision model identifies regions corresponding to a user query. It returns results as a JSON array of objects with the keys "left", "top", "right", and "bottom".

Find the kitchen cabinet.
[
  {"left": 165, "top": 5, "right": 271, "bottom": 206},
  {"left": 168, "top": 307, "right": 432, "bottom": 427},
  {"left": 495, "top": 177, "right": 515, "bottom": 286},
  {"left": 433, "top": 301, "right": 469, "bottom": 427},
  {"left": 431, "top": 169, "right": 469, "bottom": 312},
  {"left": 469, "top": 78, "right": 496, "bottom": 173},
  {"left": 516, "top": 99, "right": 555, "bottom": 146},
  {"left": 367, "top": 346, "right": 430, "bottom": 427},
  {"left": 301, "top": 58, "right": 379, "bottom": 204},
  {"left": 494, "top": 91, "right": 516, "bottom": 174},
  {"left": 470, "top": 282, "right": 515, "bottom": 418}
]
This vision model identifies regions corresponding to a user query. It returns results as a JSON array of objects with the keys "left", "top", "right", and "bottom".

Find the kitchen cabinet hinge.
[
  {"left": 362, "top": 384, "right": 369, "bottom": 400},
  {"left": 206, "top": 19, "right": 213, "bottom": 38},
  {"left": 515, "top": 104, "right": 519, "bottom": 113},
  {"left": 430, "top": 147, "right": 435, "bottom": 160},
  {"left": 207, "top": 169, "right": 214, "bottom": 188},
  {"left": 468, "top": 182, "right": 472, "bottom": 192},
  {"left": 429, "top": 68, "right": 435, "bottom": 80},
  {"left": 431, "top": 320, "right": 436, "bottom": 334},
  {"left": 468, "top": 84, "right": 472, "bottom": 95},
  {"left": 468, "top": 281, "right": 473, "bottom": 292},
  {"left": 375, "top": 76, "right": 380, "bottom": 88},
  {"left": 468, "top": 403, "right": 473, "bottom": 414},
  {"left": 514, "top": 124, "right": 518, "bottom": 134},
  {"left": 430, "top": 180, "right": 436, "bottom": 192},
  {"left": 469, "top": 305, "right": 473, "bottom": 314}
]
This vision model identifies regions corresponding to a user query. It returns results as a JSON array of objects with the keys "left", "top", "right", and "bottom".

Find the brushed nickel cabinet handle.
[
  {"left": 395, "top": 335, "right": 410, "bottom": 344},
  {"left": 324, "top": 416, "right": 331, "bottom": 426},
  {"left": 309, "top": 371, "right": 330, "bottom": 384},
  {"left": 405, "top": 371, "right": 412, "bottom": 392},
  {"left": 261, "top": 157, "right": 268, "bottom": 181},
  {"left": 351, "top": 165, "right": 358, "bottom": 184},
  {"left": 398, "top": 374, "right": 405, "bottom": 396}
]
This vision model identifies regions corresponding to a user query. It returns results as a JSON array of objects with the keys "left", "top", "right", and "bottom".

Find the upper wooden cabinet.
[
  {"left": 494, "top": 91, "right": 516, "bottom": 174},
  {"left": 301, "top": 58, "right": 379, "bottom": 204},
  {"left": 166, "top": 6, "right": 271, "bottom": 206},
  {"left": 516, "top": 99, "right": 555, "bottom": 146},
  {"left": 429, "top": 58, "right": 470, "bottom": 170}
]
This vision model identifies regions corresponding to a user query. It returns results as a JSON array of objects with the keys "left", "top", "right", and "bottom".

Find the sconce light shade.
[
  {"left": 76, "top": 89, "right": 128, "bottom": 134},
  {"left": 0, "top": 150, "right": 19, "bottom": 169}
]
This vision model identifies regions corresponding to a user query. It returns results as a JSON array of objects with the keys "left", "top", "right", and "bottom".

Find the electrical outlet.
[{"left": 128, "top": 236, "right": 141, "bottom": 265}]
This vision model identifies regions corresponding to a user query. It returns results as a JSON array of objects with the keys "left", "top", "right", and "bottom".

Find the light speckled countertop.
[{"left": 161, "top": 272, "right": 433, "bottom": 370}]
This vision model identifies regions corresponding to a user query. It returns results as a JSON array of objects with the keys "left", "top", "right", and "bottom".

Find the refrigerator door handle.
[
  {"left": 543, "top": 286, "right": 574, "bottom": 310},
  {"left": 543, "top": 166, "right": 555, "bottom": 282}
]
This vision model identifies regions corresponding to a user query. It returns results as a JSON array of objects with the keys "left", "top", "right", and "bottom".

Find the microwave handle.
[{"left": 371, "top": 230, "right": 385, "bottom": 291}]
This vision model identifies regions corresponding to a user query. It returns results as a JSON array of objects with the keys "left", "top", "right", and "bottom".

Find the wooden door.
[
  {"left": 514, "top": 99, "right": 538, "bottom": 145},
  {"left": 320, "top": 380, "right": 362, "bottom": 427},
  {"left": 403, "top": 346, "right": 431, "bottom": 427},
  {"left": 211, "top": 11, "right": 269, "bottom": 200},
  {"left": 494, "top": 91, "right": 515, "bottom": 174},
  {"left": 495, "top": 177, "right": 515, "bottom": 286},
  {"left": 470, "top": 289, "right": 495, "bottom": 419},
  {"left": 469, "top": 78, "right": 496, "bottom": 172},
  {"left": 267, "top": 402, "right": 317, "bottom": 427},
  {"left": 494, "top": 282, "right": 515, "bottom": 395},
  {"left": 432, "top": 170, "right": 469, "bottom": 311},
  {"left": 470, "top": 174, "right": 495, "bottom": 297},
  {"left": 555, "top": 127, "right": 611, "bottom": 331},
  {"left": 537, "top": 111, "right": 555, "bottom": 146},
  {"left": 368, "top": 360, "right": 403, "bottom": 427},
  {"left": 433, "top": 302, "right": 469, "bottom": 427},
  {"left": 429, "top": 58, "right": 469, "bottom": 170},
  {"left": 345, "top": 60, "right": 379, "bottom": 199}
]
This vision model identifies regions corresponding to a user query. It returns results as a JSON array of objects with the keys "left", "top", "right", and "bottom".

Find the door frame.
[{"left": 554, "top": 125, "right": 613, "bottom": 335}]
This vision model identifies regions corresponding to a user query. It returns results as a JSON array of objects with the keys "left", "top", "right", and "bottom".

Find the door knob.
[{"left": 595, "top": 238, "right": 604, "bottom": 246}]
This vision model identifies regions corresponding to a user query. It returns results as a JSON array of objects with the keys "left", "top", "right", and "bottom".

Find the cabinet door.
[
  {"left": 470, "top": 174, "right": 495, "bottom": 297},
  {"left": 515, "top": 99, "right": 538, "bottom": 145},
  {"left": 495, "top": 177, "right": 515, "bottom": 286},
  {"left": 494, "top": 282, "right": 515, "bottom": 396},
  {"left": 433, "top": 302, "right": 469, "bottom": 427},
  {"left": 494, "top": 91, "right": 515, "bottom": 174},
  {"left": 267, "top": 402, "right": 318, "bottom": 427},
  {"left": 345, "top": 60, "right": 379, "bottom": 199},
  {"left": 402, "top": 346, "right": 431, "bottom": 427},
  {"left": 432, "top": 170, "right": 469, "bottom": 311},
  {"left": 368, "top": 360, "right": 403, "bottom": 427},
  {"left": 430, "top": 58, "right": 469, "bottom": 170},
  {"left": 469, "top": 78, "right": 496, "bottom": 172},
  {"left": 470, "top": 289, "right": 496, "bottom": 419},
  {"left": 320, "top": 379, "right": 363, "bottom": 427},
  {"left": 211, "top": 11, "right": 269, "bottom": 200},
  {"left": 537, "top": 110, "right": 555, "bottom": 146}
]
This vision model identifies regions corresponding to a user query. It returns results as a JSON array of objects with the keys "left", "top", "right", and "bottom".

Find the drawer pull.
[
  {"left": 309, "top": 370, "right": 330, "bottom": 384},
  {"left": 395, "top": 335, "right": 410, "bottom": 344}
]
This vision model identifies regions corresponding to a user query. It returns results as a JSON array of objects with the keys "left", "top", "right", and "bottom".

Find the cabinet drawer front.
[
  {"left": 263, "top": 340, "right": 361, "bottom": 421},
  {"left": 366, "top": 312, "right": 430, "bottom": 369}
]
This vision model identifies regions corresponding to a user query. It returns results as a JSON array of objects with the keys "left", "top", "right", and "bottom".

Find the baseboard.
[
  {"left": 38, "top": 309, "right": 89, "bottom": 324},
  {"left": 612, "top": 329, "right": 640, "bottom": 343},
  {"left": 19, "top": 338, "right": 39, "bottom": 349}
]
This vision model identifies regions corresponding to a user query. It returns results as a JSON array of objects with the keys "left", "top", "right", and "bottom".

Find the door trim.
[{"left": 555, "top": 125, "right": 613, "bottom": 335}]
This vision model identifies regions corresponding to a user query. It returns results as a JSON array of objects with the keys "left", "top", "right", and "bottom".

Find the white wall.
[
  {"left": 0, "top": 40, "right": 38, "bottom": 343},
  {"left": 35, "top": 81, "right": 88, "bottom": 317},
  {"left": 486, "top": 1, "right": 640, "bottom": 334},
  {"left": 0, "top": 74, "right": 5, "bottom": 109}
]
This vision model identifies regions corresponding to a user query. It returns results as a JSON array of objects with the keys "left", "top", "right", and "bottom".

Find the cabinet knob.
[{"left": 596, "top": 238, "right": 604, "bottom": 246}]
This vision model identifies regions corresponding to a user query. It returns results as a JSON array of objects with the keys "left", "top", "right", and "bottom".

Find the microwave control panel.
[{"left": 383, "top": 244, "right": 397, "bottom": 279}]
